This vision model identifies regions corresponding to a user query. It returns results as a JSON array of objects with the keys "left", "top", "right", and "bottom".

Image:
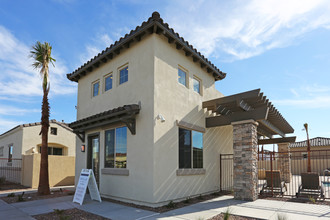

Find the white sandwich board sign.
[{"left": 73, "top": 169, "right": 102, "bottom": 205}]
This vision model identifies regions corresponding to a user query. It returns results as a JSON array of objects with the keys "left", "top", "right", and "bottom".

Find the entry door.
[{"left": 87, "top": 134, "right": 100, "bottom": 186}]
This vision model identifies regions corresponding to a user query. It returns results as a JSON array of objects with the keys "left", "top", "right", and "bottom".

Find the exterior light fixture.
[
  {"left": 81, "top": 145, "right": 85, "bottom": 152},
  {"left": 156, "top": 114, "right": 165, "bottom": 123}
]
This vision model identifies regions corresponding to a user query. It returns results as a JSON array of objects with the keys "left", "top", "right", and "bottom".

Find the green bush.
[
  {"left": 17, "top": 192, "right": 25, "bottom": 202},
  {"left": 7, "top": 193, "right": 15, "bottom": 197},
  {"left": 166, "top": 200, "right": 176, "bottom": 208}
]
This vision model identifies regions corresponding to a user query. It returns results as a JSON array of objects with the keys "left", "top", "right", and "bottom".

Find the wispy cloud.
[
  {"left": 0, "top": 25, "right": 76, "bottom": 98},
  {"left": 274, "top": 84, "right": 330, "bottom": 108},
  {"left": 163, "top": 0, "right": 330, "bottom": 61},
  {"left": 79, "top": 33, "right": 114, "bottom": 64},
  {"left": 0, "top": 117, "right": 23, "bottom": 134},
  {"left": 0, "top": 106, "right": 39, "bottom": 116}
]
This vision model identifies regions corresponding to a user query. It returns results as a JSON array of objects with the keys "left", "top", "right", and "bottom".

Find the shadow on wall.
[
  {"left": 54, "top": 176, "right": 75, "bottom": 187},
  {"left": 153, "top": 106, "right": 233, "bottom": 204}
]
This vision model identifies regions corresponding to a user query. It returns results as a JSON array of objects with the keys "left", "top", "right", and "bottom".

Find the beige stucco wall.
[
  {"left": 0, "top": 128, "right": 23, "bottom": 159},
  {"left": 22, "top": 123, "right": 76, "bottom": 156},
  {"left": 74, "top": 34, "right": 233, "bottom": 206},
  {"left": 75, "top": 34, "right": 155, "bottom": 203},
  {"left": 152, "top": 34, "right": 233, "bottom": 205},
  {"left": 22, "top": 154, "right": 75, "bottom": 188}
]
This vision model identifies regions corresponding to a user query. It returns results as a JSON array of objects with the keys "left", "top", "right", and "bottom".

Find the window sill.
[
  {"left": 101, "top": 168, "right": 129, "bottom": 176},
  {"left": 176, "top": 168, "right": 205, "bottom": 176}
]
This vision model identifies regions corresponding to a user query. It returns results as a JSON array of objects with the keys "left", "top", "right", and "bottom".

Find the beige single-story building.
[
  {"left": 67, "top": 12, "right": 295, "bottom": 207},
  {"left": 290, "top": 137, "right": 330, "bottom": 158},
  {"left": 0, "top": 119, "right": 76, "bottom": 187}
]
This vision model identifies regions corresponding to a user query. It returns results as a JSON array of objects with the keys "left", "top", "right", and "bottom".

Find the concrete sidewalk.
[{"left": 1, "top": 194, "right": 329, "bottom": 219}]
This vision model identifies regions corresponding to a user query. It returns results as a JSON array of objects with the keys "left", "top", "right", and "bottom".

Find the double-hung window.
[
  {"left": 178, "top": 68, "right": 187, "bottom": 87},
  {"left": 92, "top": 81, "right": 100, "bottom": 97},
  {"left": 119, "top": 66, "right": 128, "bottom": 85},
  {"left": 104, "top": 74, "right": 113, "bottom": 91},
  {"left": 193, "top": 76, "right": 201, "bottom": 94},
  {"left": 179, "top": 128, "right": 203, "bottom": 169},
  {"left": 105, "top": 127, "right": 127, "bottom": 168}
]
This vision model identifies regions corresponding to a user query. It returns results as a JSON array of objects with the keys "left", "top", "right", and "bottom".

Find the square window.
[
  {"left": 104, "top": 74, "right": 113, "bottom": 91},
  {"left": 178, "top": 68, "right": 187, "bottom": 87},
  {"left": 119, "top": 66, "right": 128, "bottom": 85},
  {"left": 193, "top": 77, "right": 201, "bottom": 94},
  {"left": 50, "top": 127, "right": 57, "bottom": 135},
  {"left": 92, "top": 81, "right": 100, "bottom": 97},
  {"left": 105, "top": 127, "right": 127, "bottom": 168}
]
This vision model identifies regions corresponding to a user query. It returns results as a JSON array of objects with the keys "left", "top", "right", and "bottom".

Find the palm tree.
[
  {"left": 303, "top": 123, "right": 312, "bottom": 173},
  {"left": 30, "top": 41, "right": 56, "bottom": 195}
]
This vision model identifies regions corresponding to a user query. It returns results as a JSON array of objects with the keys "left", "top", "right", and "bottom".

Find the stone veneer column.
[
  {"left": 232, "top": 120, "right": 258, "bottom": 201},
  {"left": 278, "top": 143, "right": 291, "bottom": 183}
]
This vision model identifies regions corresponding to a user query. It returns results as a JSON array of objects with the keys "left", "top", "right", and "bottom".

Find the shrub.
[
  {"left": 223, "top": 208, "right": 231, "bottom": 220},
  {"left": 277, "top": 213, "right": 288, "bottom": 220},
  {"left": 166, "top": 201, "right": 176, "bottom": 208},
  {"left": 7, "top": 193, "right": 15, "bottom": 197},
  {"left": 17, "top": 192, "right": 25, "bottom": 202},
  {"left": 198, "top": 194, "right": 204, "bottom": 200},
  {"left": 183, "top": 197, "right": 191, "bottom": 204}
]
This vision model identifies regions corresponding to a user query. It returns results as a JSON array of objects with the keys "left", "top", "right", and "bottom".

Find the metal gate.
[{"left": 0, "top": 158, "right": 22, "bottom": 184}]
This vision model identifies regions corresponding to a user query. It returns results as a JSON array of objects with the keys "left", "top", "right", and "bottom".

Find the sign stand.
[{"left": 73, "top": 169, "right": 102, "bottom": 205}]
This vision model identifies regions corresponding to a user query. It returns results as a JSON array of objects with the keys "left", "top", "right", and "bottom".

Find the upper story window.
[
  {"left": 193, "top": 76, "right": 201, "bottom": 94},
  {"left": 105, "top": 127, "right": 127, "bottom": 168},
  {"left": 104, "top": 73, "right": 113, "bottom": 91},
  {"left": 178, "top": 68, "right": 187, "bottom": 87},
  {"left": 119, "top": 66, "right": 128, "bottom": 85},
  {"left": 178, "top": 128, "right": 203, "bottom": 169},
  {"left": 92, "top": 81, "right": 100, "bottom": 97},
  {"left": 8, "top": 145, "right": 13, "bottom": 162},
  {"left": 50, "top": 127, "right": 57, "bottom": 135}
]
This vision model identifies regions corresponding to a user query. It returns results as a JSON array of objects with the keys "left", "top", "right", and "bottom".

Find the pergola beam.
[
  {"left": 206, "top": 107, "right": 269, "bottom": 128},
  {"left": 258, "top": 119, "right": 285, "bottom": 137},
  {"left": 258, "top": 136, "right": 296, "bottom": 145}
]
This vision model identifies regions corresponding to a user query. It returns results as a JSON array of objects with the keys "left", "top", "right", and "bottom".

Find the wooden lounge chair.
[
  {"left": 296, "top": 172, "right": 324, "bottom": 199},
  {"left": 260, "top": 170, "right": 286, "bottom": 196}
]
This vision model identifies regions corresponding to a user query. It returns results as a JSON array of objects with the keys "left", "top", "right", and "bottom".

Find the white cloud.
[
  {"left": 80, "top": 34, "right": 114, "bottom": 64},
  {"left": 0, "top": 106, "right": 39, "bottom": 116},
  {"left": 163, "top": 0, "right": 330, "bottom": 61},
  {"left": 0, "top": 118, "right": 23, "bottom": 135},
  {"left": 0, "top": 25, "right": 76, "bottom": 98},
  {"left": 275, "top": 84, "right": 330, "bottom": 108}
]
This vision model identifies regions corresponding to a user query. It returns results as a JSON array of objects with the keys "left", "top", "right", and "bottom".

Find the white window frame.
[
  {"left": 92, "top": 80, "right": 100, "bottom": 97},
  {"left": 118, "top": 64, "right": 129, "bottom": 86},
  {"left": 104, "top": 72, "right": 113, "bottom": 92},
  {"left": 178, "top": 65, "right": 189, "bottom": 88},
  {"left": 193, "top": 75, "right": 202, "bottom": 95}
]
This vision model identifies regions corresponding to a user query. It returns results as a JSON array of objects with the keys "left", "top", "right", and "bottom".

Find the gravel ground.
[
  {"left": 209, "top": 213, "right": 262, "bottom": 220},
  {"left": 33, "top": 208, "right": 110, "bottom": 220},
  {"left": 0, "top": 181, "right": 29, "bottom": 192},
  {"left": 0, "top": 189, "right": 74, "bottom": 204}
]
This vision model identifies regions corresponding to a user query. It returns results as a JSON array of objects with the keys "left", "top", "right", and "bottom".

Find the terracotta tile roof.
[
  {"left": 67, "top": 11, "right": 226, "bottom": 82},
  {"left": 69, "top": 104, "right": 140, "bottom": 131},
  {"left": 289, "top": 137, "right": 330, "bottom": 148},
  {"left": 0, "top": 119, "right": 72, "bottom": 137}
]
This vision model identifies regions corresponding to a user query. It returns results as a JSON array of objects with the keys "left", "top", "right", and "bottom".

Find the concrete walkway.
[{"left": 0, "top": 194, "right": 329, "bottom": 220}]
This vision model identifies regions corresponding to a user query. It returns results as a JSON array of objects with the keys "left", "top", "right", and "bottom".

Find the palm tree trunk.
[{"left": 38, "top": 88, "right": 50, "bottom": 195}]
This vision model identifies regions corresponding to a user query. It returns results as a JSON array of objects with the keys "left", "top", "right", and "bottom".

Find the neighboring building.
[
  {"left": 0, "top": 120, "right": 76, "bottom": 188},
  {"left": 290, "top": 137, "right": 330, "bottom": 159},
  {"left": 0, "top": 119, "right": 76, "bottom": 159},
  {"left": 67, "top": 12, "right": 294, "bottom": 206}
]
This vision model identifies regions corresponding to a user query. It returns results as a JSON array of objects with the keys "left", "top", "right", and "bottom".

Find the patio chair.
[
  {"left": 296, "top": 172, "right": 324, "bottom": 199},
  {"left": 260, "top": 170, "right": 286, "bottom": 196}
]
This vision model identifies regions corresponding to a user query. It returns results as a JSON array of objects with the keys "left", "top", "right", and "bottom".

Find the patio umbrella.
[{"left": 304, "top": 123, "right": 312, "bottom": 173}]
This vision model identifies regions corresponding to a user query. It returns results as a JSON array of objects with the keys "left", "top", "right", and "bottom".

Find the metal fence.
[
  {"left": 0, "top": 158, "right": 22, "bottom": 184},
  {"left": 220, "top": 150, "right": 330, "bottom": 200}
]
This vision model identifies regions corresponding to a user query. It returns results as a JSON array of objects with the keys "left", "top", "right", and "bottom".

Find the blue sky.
[{"left": 0, "top": 0, "right": 330, "bottom": 144}]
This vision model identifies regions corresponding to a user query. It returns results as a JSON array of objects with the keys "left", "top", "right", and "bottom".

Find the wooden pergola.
[{"left": 203, "top": 89, "right": 296, "bottom": 144}]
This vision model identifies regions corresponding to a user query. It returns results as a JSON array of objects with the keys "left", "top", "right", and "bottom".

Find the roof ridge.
[{"left": 67, "top": 11, "right": 226, "bottom": 82}]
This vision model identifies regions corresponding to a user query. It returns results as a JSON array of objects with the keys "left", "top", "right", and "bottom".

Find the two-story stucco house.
[
  {"left": 67, "top": 12, "right": 295, "bottom": 206},
  {"left": 0, "top": 119, "right": 75, "bottom": 159}
]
